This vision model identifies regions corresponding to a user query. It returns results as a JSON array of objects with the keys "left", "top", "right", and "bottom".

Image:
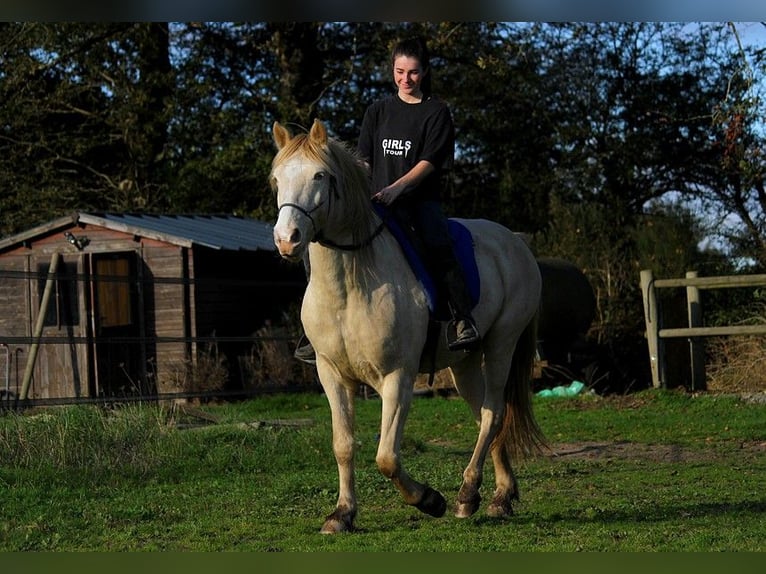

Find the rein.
[{"left": 317, "top": 221, "right": 385, "bottom": 251}]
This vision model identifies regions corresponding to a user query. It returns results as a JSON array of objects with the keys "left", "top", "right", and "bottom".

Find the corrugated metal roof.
[
  {"left": 0, "top": 213, "right": 277, "bottom": 253},
  {"left": 84, "top": 213, "right": 276, "bottom": 251}
]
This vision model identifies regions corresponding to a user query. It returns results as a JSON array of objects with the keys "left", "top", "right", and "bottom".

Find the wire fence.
[{"left": 0, "top": 265, "right": 313, "bottom": 410}]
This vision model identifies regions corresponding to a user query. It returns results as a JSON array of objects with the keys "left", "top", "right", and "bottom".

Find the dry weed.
[
  {"left": 241, "top": 319, "right": 316, "bottom": 388},
  {"left": 706, "top": 311, "right": 766, "bottom": 393}
]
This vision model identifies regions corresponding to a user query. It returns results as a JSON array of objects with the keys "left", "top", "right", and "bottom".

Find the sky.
[{"left": 735, "top": 21, "right": 766, "bottom": 49}]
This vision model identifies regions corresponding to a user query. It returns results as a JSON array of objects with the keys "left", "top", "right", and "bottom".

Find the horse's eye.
[{"left": 313, "top": 171, "right": 327, "bottom": 181}]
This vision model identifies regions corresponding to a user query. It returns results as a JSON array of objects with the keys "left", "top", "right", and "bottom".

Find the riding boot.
[
  {"left": 443, "top": 263, "right": 481, "bottom": 352},
  {"left": 294, "top": 333, "right": 317, "bottom": 365}
]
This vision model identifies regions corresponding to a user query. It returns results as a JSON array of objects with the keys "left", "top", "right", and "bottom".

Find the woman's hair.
[{"left": 391, "top": 36, "right": 432, "bottom": 96}]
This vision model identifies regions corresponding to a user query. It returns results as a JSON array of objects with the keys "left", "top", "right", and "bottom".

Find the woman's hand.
[
  {"left": 371, "top": 160, "right": 434, "bottom": 205},
  {"left": 372, "top": 183, "right": 405, "bottom": 205}
]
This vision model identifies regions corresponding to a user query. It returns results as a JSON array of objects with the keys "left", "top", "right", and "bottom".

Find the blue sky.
[{"left": 732, "top": 21, "right": 766, "bottom": 48}]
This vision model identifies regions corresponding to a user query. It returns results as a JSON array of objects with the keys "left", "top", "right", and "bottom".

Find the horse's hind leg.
[
  {"left": 486, "top": 441, "right": 519, "bottom": 517},
  {"left": 452, "top": 349, "right": 513, "bottom": 518},
  {"left": 376, "top": 375, "right": 447, "bottom": 518},
  {"left": 320, "top": 381, "right": 358, "bottom": 534},
  {"left": 450, "top": 353, "right": 488, "bottom": 517}
]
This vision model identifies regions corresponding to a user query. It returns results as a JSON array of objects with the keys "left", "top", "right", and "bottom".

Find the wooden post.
[
  {"left": 640, "top": 269, "right": 662, "bottom": 388},
  {"left": 20, "top": 252, "right": 60, "bottom": 401},
  {"left": 137, "top": 249, "right": 148, "bottom": 394},
  {"left": 686, "top": 271, "right": 706, "bottom": 391}
]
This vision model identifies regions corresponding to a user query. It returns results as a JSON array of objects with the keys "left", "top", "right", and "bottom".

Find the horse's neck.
[
  {"left": 307, "top": 230, "right": 396, "bottom": 299},
  {"left": 307, "top": 244, "right": 366, "bottom": 299}
]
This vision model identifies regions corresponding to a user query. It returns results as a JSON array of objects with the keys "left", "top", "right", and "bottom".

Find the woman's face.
[{"left": 393, "top": 55, "right": 425, "bottom": 99}]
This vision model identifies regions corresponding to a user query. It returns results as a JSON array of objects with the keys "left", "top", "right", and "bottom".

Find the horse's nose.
[
  {"left": 274, "top": 226, "right": 301, "bottom": 245},
  {"left": 273, "top": 225, "right": 303, "bottom": 259}
]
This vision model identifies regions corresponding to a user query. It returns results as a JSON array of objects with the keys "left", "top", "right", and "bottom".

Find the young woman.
[
  {"left": 294, "top": 36, "right": 479, "bottom": 363},
  {"left": 361, "top": 36, "right": 480, "bottom": 350}
]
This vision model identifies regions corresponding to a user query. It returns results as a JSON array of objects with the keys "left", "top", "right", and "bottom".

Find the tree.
[
  {"left": 0, "top": 23, "right": 175, "bottom": 235},
  {"left": 437, "top": 22, "right": 559, "bottom": 232},
  {"left": 705, "top": 22, "right": 766, "bottom": 268},
  {"left": 164, "top": 22, "right": 277, "bottom": 217},
  {"left": 164, "top": 22, "right": 397, "bottom": 221},
  {"left": 2, "top": 23, "right": 764, "bottom": 383},
  {"left": 519, "top": 22, "right": 766, "bottom": 389}
]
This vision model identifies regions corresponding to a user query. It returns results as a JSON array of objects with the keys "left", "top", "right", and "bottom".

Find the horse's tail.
[{"left": 495, "top": 311, "right": 548, "bottom": 460}]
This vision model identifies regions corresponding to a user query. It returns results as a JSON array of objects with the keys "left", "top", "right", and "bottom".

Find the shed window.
[{"left": 37, "top": 262, "right": 80, "bottom": 327}]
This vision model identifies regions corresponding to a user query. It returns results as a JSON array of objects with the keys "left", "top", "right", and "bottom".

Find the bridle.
[
  {"left": 277, "top": 201, "right": 324, "bottom": 238},
  {"left": 277, "top": 174, "right": 385, "bottom": 252}
]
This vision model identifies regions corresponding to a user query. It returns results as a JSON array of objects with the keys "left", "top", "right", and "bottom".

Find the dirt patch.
[{"left": 547, "top": 440, "right": 766, "bottom": 463}]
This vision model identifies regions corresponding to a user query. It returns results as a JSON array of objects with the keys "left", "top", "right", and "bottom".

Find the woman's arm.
[{"left": 372, "top": 160, "right": 434, "bottom": 205}]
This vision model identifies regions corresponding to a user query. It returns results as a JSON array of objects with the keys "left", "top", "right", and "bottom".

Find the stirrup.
[
  {"left": 294, "top": 334, "right": 317, "bottom": 365},
  {"left": 447, "top": 318, "right": 481, "bottom": 352}
]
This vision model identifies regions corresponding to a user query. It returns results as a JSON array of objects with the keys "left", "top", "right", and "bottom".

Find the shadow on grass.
[{"left": 502, "top": 499, "right": 766, "bottom": 526}]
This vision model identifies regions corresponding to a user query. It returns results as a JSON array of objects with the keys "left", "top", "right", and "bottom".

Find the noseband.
[{"left": 277, "top": 201, "right": 324, "bottom": 239}]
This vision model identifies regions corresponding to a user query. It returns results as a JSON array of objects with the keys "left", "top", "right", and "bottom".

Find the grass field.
[{"left": 0, "top": 389, "right": 764, "bottom": 551}]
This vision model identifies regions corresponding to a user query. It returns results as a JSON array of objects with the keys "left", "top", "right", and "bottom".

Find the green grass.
[{"left": 0, "top": 390, "right": 764, "bottom": 551}]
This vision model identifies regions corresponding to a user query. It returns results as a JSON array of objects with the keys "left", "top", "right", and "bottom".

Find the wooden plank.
[
  {"left": 0, "top": 258, "right": 29, "bottom": 335},
  {"left": 0, "top": 214, "right": 77, "bottom": 252},
  {"left": 20, "top": 253, "right": 60, "bottom": 400},
  {"left": 659, "top": 324, "right": 766, "bottom": 338},
  {"left": 654, "top": 274, "right": 766, "bottom": 289},
  {"left": 642, "top": 269, "right": 766, "bottom": 390}
]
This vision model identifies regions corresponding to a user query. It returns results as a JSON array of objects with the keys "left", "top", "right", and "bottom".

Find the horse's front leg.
[
  {"left": 376, "top": 374, "right": 447, "bottom": 518},
  {"left": 319, "top": 380, "right": 358, "bottom": 534}
]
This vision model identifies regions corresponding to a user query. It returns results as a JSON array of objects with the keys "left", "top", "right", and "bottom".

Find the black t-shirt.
[{"left": 358, "top": 94, "right": 455, "bottom": 202}]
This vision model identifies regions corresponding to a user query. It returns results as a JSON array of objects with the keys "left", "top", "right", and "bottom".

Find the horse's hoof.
[
  {"left": 455, "top": 484, "right": 481, "bottom": 518},
  {"left": 320, "top": 509, "right": 355, "bottom": 534},
  {"left": 486, "top": 501, "right": 514, "bottom": 518},
  {"left": 486, "top": 488, "right": 517, "bottom": 518},
  {"left": 415, "top": 486, "right": 447, "bottom": 517},
  {"left": 455, "top": 500, "right": 480, "bottom": 518}
]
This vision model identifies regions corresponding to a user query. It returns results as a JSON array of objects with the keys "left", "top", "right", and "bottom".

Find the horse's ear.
[
  {"left": 309, "top": 118, "right": 327, "bottom": 146},
  {"left": 273, "top": 121, "right": 291, "bottom": 150}
]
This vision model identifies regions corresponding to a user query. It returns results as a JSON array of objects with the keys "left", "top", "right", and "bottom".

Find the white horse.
[{"left": 270, "top": 119, "right": 545, "bottom": 533}]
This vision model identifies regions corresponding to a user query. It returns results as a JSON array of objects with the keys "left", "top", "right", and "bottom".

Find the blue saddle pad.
[{"left": 373, "top": 204, "right": 480, "bottom": 320}]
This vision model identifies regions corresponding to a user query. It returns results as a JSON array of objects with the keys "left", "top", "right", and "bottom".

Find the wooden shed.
[{"left": 0, "top": 213, "right": 305, "bottom": 402}]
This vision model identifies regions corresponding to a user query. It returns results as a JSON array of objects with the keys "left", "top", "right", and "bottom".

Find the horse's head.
[
  {"left": 270, "top": 119, "right": 374, "bottom": 263},
  {"left": 270, "top": 119, "right": 334, "bottom": 262}
]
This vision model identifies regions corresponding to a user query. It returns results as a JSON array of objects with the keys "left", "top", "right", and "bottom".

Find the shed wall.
[{"left": 0, "top": 223, "right": 191, "bottom": 399}]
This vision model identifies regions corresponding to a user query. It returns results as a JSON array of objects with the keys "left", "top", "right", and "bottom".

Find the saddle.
[{"left": 372, "top": 203, "right": 480, "bottom": 319}]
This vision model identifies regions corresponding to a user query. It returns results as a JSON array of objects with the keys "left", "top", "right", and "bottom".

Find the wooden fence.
[{"left": 640, "top": 269, "right": 766, "bottom": 389}]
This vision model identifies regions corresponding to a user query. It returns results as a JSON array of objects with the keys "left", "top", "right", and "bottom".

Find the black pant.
[{"left": 388, "top": 200, "right": 474, "bottom": 320}]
